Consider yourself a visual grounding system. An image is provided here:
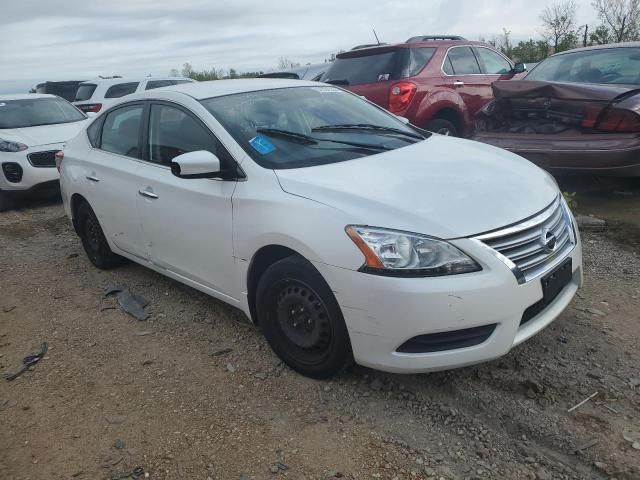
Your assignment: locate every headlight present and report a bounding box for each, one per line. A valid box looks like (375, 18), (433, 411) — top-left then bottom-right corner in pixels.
(0, 139), (28, 152)
(345, 226), (481, 277)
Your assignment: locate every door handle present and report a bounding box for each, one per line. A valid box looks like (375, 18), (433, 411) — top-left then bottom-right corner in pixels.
(138, 189), (159, 199)
(453, 81), (465, 87)
(86, 175), (100, 182)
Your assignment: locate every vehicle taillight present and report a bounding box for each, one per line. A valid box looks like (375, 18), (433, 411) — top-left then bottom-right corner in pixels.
(78, 103), (102, 113)
(388, 82), (417, 113)
(596, 109), (640, 133)
(55, 150), (64, 173)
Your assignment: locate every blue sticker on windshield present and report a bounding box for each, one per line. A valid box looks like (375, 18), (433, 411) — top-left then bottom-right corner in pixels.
(249, 135), (276, 155)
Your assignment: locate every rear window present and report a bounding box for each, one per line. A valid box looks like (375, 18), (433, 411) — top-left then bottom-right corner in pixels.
(145, 79), (191, 90)
(75, 84), (97, 101)
(324, 47), (436, 86)
(104, 82), (140, 98)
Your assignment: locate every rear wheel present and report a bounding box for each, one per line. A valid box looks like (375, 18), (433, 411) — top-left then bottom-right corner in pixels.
(425, 118), (458, 137)
(256, 255), (352, 379)
(0, 190), (15, 212)
(77, 202), (123, 269)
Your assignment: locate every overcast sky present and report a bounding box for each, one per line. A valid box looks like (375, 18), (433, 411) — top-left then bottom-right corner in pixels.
(0, 0), (597, 93)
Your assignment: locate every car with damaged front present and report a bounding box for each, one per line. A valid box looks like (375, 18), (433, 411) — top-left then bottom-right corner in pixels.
(58, 79), (582, 378)
(474, 43), (640, 176)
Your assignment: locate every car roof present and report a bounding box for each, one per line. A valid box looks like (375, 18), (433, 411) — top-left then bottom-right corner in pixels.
(139, 78), (321, 100)
(79, 77), (192, 86)
(552, 41), (640, 56)
(0, 93), (55, 100)
(337, 39), (494, 58)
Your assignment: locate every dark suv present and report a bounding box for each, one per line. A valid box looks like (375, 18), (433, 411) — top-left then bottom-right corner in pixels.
(323, 36), (524, 136)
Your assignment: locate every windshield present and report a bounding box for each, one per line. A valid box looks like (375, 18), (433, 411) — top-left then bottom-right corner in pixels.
(0, 97), (86, 129)
(526, 47), (640, 86)
(201, 86), (426, 169)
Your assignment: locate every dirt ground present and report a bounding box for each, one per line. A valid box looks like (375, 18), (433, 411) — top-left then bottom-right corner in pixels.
(1, 183), (639, 480)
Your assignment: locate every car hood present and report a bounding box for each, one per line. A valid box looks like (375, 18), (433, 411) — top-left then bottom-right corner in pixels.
(0, 120), (88, 147)
(275, 135), (559, 239)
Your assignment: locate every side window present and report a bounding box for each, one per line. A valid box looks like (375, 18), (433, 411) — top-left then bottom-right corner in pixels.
(443, 56), (455, 75)
(104, 82), (140, 98)
(148, 104), (223, 166)
(86, 117), (103, 147)
(476, 48), (512, 74)
(100, 105), (144, 158)
(145, 80), (174, 90)
(446, 47), (482, 75)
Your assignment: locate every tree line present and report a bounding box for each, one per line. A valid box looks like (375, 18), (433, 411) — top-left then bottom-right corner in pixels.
(488, 0), (640, 63)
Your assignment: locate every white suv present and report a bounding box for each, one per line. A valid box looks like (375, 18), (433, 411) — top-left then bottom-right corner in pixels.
(73, 77), (194, 114)
(0, 94), (88, 211)
(59, 80), (582, 378)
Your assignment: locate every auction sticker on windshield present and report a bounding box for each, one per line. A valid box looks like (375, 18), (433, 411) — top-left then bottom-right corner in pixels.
(249, 134), (276, 155)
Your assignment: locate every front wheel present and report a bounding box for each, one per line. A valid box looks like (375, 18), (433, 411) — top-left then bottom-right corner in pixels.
(0, 190), (15, 212)
(256, 255), (352, 379)
(77, 202), (123, 269)
(425, 118), (458, 137)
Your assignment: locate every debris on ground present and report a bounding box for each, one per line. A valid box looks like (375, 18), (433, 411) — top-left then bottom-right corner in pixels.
(104, 287), (149, 321)
(623, 429), (640, 450)
(575, 214), (606, 228)
(4, 342), (48, 381)
(110, 465), (145, 480)
(209, 347), (233, 357)
(113, 439), (126, 450)
(2, 305), (16, 313)
(567, 391), (599, 413)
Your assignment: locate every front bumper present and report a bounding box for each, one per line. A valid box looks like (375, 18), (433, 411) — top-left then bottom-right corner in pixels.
(0, 147), (61, 192)
(314, 236), (582, 374)
(473, 133), (640, 176)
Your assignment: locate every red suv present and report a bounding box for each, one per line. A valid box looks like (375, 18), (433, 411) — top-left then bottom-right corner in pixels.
(323, 36), (525, 136)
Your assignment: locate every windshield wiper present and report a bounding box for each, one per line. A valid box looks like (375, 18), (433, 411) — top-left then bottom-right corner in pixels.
(256, 128), (391, 151)
(325, 79), (350, 86)
(312, 123), (425, 140)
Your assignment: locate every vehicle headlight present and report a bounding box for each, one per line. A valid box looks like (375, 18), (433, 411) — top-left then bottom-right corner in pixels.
(0, 138), (28, 152)
(346, 226), (481, 277)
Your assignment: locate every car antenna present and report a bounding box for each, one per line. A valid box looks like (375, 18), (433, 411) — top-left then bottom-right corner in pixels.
(373, 28), (381, 45)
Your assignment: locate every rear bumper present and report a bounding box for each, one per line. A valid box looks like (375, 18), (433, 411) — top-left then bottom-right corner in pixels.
(473, 133), (640, 176)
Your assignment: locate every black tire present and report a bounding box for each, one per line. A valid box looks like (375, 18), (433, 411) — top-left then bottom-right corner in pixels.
(0, 190), (15, 212)
(256, 255), (352, 379)
(425, 118), (458, 137)
(76, 202), (123, 269)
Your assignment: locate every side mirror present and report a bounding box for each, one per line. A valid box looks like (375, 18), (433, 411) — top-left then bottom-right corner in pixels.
(171, 150), (221, 179)
(512, 63), (527, 75)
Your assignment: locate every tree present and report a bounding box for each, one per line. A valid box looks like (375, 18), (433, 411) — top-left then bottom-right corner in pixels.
(511, 39), (551, 62)
(169, 68), (180, 77)
(181, 62), (194, 78)
(540, 1), (578, 51)
(592, 0), (640, 42)
(589, 24), (613, 44)
(278, 57), (300, 69)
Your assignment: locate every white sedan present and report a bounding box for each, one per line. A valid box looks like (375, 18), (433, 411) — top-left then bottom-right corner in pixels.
(0, 94), (88, 211)
(59, 79), (582, 378)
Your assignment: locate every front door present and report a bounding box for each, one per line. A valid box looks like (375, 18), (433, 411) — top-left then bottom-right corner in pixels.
(136, 102), (238, 299)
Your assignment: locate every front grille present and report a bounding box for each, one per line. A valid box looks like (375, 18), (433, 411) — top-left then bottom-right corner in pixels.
(28, 150), (58, 167)
(475, 196), (575, 283)
(2, 162), (23, 183)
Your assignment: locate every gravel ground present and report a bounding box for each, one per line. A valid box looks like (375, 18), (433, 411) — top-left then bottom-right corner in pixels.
(1, 200), (639, 480)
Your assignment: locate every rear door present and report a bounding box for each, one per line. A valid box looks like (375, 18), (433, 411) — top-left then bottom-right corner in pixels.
(441, 46), (493, 119)
(81, 102), (147, 258)
(136, 101), (238, 298)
